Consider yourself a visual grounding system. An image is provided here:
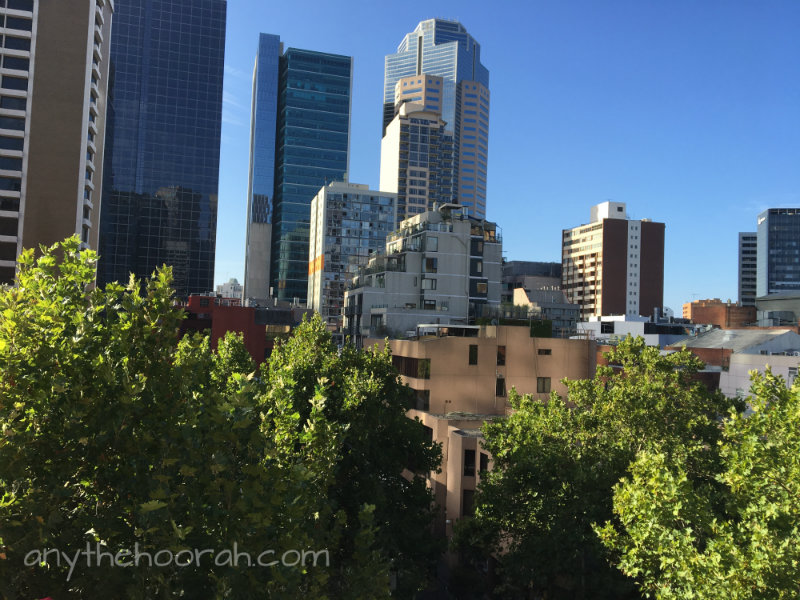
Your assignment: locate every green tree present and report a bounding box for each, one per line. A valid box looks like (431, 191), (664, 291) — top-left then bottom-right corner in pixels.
(455, 336), (740, 599)
(0, 238), (389, 599)
(597, 369), (800, 600)
(263, 317), (444, 597)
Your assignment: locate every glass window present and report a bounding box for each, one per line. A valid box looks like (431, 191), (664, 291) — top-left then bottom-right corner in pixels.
(479, 452), (489, 473)
(468, 344), (478, 365)
(2, 56), (28, 71)
(537, 377), (551, 394)
(5, 16), (32, 31)
(537, 349), (552, 356)
(0, 156), (21, 171)
(497, 346), (506, 366)
(1, 76), (27, 91)
(462, 489), (475, 517)
(4, 36), (30, 51)
(0, 96), (25, 110)
(0, 135), (23, 150)
(464, 449), (475, 477)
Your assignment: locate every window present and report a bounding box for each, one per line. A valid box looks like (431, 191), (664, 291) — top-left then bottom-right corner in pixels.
(421, 278), (436, 290)
(0, 96), (25, 111)
(468, 344), (478, 365)
(423, 299), (435, 310)
(479, 452), (489, 473)
(497, 346), (506, 366)
(414, 389), (430, 411)
(2, 56), (28, 71)
(462, 490), (475, 517)
(0, 135), (23, 151)
(7, 0), (35, 10)
(424, 257), (437, 273)
(5, 17), (32, 31)
(496, 377), (506, 397)
(464, 450), (475, 477)
(426, 235), (438, 252)
(537, 377), (551, 393)
(0, 116), (24, 131)
(4, 36), (31, 51)
(1, 76), (28, 91)
(537, 349), (552, 356)
(0, 156), (21, 171)
(476, 282), (487, 294)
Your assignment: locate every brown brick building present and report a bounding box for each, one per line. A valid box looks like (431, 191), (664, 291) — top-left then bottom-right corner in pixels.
(682, 298), (757, 329)
(562, 201), (664, 320)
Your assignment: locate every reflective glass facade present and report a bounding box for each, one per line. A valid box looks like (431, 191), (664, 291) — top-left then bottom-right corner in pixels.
(98, 0), (226, 298)
(384, 19), (489, 218)
(270, 49), (351, 303)
(243, 33), (281, 299)
(757, 209), (800, 297)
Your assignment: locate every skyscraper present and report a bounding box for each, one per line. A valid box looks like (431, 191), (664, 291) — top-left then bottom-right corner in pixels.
(756, 208), (800, 297)
(738, 232), (757, 306)
(243, 33), (281, 300)
(0, 0), (113, 285)
(562, 202), (665, 320)
(383, 19), (489, 218)
(243, 38), (352, 305)
(97, 0), (226, 298)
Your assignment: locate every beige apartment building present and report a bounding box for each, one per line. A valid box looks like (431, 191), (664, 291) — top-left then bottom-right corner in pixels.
(369, 324), (597, 534)
(0, 0), (113, 285)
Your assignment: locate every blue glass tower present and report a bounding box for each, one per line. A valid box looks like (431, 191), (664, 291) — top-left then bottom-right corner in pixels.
(269, 48), (352, 303)
(98, 0), (226, 298)
(756, 208), (800, 297)
(243, 33), (281, 300)
(384, 19), (490, 218)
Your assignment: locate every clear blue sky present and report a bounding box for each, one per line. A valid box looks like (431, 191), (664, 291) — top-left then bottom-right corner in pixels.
(215, 0), (800, 313)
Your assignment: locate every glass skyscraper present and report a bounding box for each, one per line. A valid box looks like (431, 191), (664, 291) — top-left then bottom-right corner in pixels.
(243, 33), (281, 300)
(98, 0), (226, 298)
(384, 19), (489, 218)
(756, 208), (800, 297)
(247, 45), (351, 304)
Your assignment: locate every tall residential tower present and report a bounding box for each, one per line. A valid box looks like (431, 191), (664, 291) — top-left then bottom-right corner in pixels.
(97, 0), (226, 298)
(0, 0), (114, 284)
(562, 202), (665, 320)
(383, 19), (489, 218)
(756, 208), (800, 297)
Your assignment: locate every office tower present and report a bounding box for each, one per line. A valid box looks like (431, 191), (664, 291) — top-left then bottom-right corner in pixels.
(243, 37), (352, 305)
(269, 48), (352, 304)
(345, 204), (502, 341)
(97, 0), (226, 298)
(756, 209), (800, 298)
(562, 201), (665, 320)
(739, 232), (757, 306)
(380, 101), (454, 221)
(0, 0), (113, 285)
(243, 33), (281, 300)
(307, 181), (397, 330)
(383, 19), (489, 218)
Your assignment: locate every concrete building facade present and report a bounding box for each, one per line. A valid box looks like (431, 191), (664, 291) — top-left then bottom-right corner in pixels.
(368, 325), (596, 532)
(307, 181), (398, 330)
(380, 102), (454, 222)
(562, 201), (665, 320)
(0, 0), (114, 285)
(344, 204), (501, 341)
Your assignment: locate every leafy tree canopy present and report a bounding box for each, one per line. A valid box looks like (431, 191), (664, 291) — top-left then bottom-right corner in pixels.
(455, 336), (741, 599)
(0, 238), (439, 599)
(597, 369), (800, 600)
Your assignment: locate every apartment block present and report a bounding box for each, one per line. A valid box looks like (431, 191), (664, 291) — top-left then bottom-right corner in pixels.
(562, 201), (665, 320)
(344, 204), (501, 341)
(380, 102), (454, 222)
(738, 232), (757, 306)
(368, 324), (596, 532)
(307, 181), (398, 330)
(0, 0), (114, 284)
